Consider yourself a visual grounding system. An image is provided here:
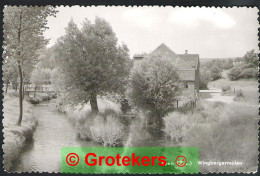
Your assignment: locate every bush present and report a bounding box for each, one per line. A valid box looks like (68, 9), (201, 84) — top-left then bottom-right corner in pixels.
(228, 66), (241, 80)
(221, 85), (231, 92)
(163, 112), (192, 142)
(233, 89), (244, 101)
(228, 51), (258, 81)
(221, 85), (231, 95)
(199, 71), (210, 90)
(90, 113), (126, 146)
(127, 55), (181, 128)
(182, 102), (258, 173)
(209, 66), (222, 81)
(239, 68), (258, 79)
(64, 99), (127, 146)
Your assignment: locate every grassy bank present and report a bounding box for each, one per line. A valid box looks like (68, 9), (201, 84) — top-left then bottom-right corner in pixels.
(3, 91), (37, 171)
(164, 100), (258, 173)
(58, 98), (129, 147)
(208, 78), (258, 104)
(27, 92), (56, 104)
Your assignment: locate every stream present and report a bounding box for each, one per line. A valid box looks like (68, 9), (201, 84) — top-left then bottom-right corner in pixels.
(11, 100), (102, 172)
(11, 99), (177, 172)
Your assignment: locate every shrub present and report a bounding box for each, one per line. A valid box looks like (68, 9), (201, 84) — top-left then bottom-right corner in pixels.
(127, 55), (181, 128)
(233, 89), (244, 101)
(221, 85), (231, 95)
(228, 66), (241, 80)
(90, 113), (126, 146)
(182, 103), (258, 173)
(64, 98), (127, 146)
(228, 60), (258, 81)
(163, 112), (192, 142)
(199, 71), (210, 90)
(221, 85), (231, 93)
(209, 66), (222, 81)
(239, 67), (258, 79)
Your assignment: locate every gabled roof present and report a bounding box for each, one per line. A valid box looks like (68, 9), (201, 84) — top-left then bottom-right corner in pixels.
(148, 43), (192, 69)
(178, 54), (199, 68)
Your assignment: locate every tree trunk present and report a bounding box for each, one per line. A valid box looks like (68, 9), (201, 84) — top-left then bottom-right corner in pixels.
(34, 86), (37, 98)
(22, 85), (25, 100)
(17, 63), (23, 125)
(17, 11), (23, 126)
(90, 92), (99, 113)
(5, 81), (9, 93)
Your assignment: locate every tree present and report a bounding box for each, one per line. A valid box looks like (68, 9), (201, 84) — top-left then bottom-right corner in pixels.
(209, 66), (222, 81)
(127, 55), (181, 127)
(30, 67), (51, 97)
(3, 6), (57, 125)
(244, 49), (258, 68)
(228, 49), (258, 80)
(55, 18), (131, 113)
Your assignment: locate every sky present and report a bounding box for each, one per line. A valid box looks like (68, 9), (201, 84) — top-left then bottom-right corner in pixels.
(44, 6), (259, 58)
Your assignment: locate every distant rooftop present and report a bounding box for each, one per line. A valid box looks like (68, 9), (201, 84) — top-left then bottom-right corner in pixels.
(133, 43), (200, 69)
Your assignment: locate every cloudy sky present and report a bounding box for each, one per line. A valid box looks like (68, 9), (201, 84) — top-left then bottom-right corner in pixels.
(44, 6), (259, 58)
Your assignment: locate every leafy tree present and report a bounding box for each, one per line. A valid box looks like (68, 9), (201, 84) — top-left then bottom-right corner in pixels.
(55, 18), (131, 113)
(3, 6), (57, 125)
(228, 50), (258, 80)
(244, 49), (258, 68)
(30, 67), (52, 97)
(127, 55), (181, 127)
(199, 70), (210, 90)
(209, 66), (222, 81)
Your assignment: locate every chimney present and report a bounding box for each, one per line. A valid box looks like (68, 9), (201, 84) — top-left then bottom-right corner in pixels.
(185, 50), (188, 54)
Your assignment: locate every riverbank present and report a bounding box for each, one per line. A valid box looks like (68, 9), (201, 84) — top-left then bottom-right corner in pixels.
(59, 98), (128, 147)
(11, 100), (102, 172)
(3, 91), (37, 171)
(28, 92), (57, 104)
(180, 100), (258, 173)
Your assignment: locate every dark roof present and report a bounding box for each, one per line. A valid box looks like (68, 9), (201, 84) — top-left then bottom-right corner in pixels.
(148, 43), (192, 69)
(178, 54), (199, 68)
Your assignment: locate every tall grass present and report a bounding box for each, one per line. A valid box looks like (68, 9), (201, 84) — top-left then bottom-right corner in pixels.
(63, 98), (127, 146)
(3, 92), (37, 171)
(163, 100), (258, 172)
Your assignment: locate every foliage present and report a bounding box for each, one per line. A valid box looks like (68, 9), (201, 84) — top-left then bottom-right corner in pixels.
(233, 89), (244, 101)
(54, 18), (131, 113)
(90, 114), (126, 146)
(31, 68), (52, 87)
(63, 99), (126, 146)
(182, 102), (258, 173)
(3, 6), (57, 125)
(199, 59), (230, 89)
(243, 49), (258, 68)
(228, 50), (258, 80)
(127, 55), (181, 123)
(209, 66), (222, 81)
(163, 112), (192, 142)
(3, 93), (37, 171)
(221, 85), (231, 93)
(199, 70), (210, 89)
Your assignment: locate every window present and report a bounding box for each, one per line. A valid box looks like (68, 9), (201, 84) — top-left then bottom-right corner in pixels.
(185, 82), (188, 89)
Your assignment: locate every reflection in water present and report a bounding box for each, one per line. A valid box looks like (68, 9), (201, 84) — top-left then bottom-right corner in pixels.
(11, 100), (102, 172)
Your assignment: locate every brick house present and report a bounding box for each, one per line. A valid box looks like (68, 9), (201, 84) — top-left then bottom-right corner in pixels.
(133, 43), (200, 98)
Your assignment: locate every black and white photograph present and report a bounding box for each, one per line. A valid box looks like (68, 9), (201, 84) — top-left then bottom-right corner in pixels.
(2, 6), (259, 173)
